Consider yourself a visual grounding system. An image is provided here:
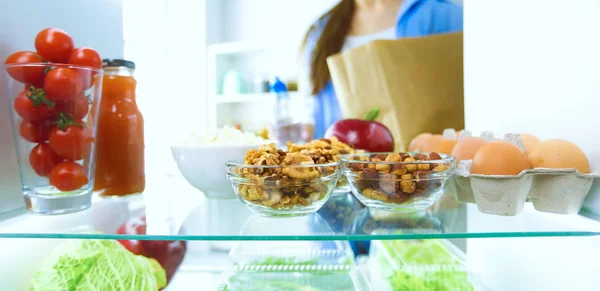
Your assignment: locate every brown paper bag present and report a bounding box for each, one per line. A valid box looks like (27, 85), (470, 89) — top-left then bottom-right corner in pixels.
(327, 32), (464, 151)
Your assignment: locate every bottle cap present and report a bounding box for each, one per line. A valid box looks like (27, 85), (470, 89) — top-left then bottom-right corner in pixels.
(271, 77), (288, 94)
(102, 59), (136, 69)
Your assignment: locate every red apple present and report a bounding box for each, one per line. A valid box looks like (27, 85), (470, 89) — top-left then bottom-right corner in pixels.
(325, 107), (394, 152)
(116, 216), (187, 283)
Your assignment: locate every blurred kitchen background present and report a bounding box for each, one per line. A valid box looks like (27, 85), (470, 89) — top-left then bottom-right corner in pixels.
(124, 0), (341, 182)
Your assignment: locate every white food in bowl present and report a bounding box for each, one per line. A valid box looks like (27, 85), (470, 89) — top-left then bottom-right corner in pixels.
(182, 126), (269, 146)
(172, 127), (273, 199)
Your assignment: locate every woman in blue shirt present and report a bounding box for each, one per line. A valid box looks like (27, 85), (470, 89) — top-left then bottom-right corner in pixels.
(303, 0), (463, 255)
(301, 0), (463, 139)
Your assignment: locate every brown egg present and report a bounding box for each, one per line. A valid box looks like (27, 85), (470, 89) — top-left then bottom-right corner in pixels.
(472, 140), (532, 175)
(451, 137), (488, 162)
(529, 139), (590, 173)
(435, 139), (458, 155)
(421, 134), (444, 153)
(520, 134), (540, 155)
(408, 133), (432, 152)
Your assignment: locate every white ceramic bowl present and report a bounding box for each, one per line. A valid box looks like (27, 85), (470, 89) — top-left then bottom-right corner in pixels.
(171, 144), (265, 199)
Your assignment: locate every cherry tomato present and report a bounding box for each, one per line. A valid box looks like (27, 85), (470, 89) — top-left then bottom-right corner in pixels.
(68, 48), (102, 69)
(4, 51), (46, 84)
(35, 28), (74, 63)
(29, 143), (61, 177)
(44, 67), (83, 101)
(49, 161), (88, 191)
(13, 89), (54, 122)
(68, 48), (102, 90)
(49, 121), (93, 161)
(54, 95), (89, 120)
(20, 119), (52, 143)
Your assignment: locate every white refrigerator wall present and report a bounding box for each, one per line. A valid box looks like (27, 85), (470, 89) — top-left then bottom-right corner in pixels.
(464, 0), (600, 214)
(219, 0), (338, 44)
(0, 0), (124, 213)
(465, 2), (600, 290)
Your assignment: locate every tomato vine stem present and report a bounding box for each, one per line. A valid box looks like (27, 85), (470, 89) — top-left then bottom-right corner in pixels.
(25, 86), (54, 108)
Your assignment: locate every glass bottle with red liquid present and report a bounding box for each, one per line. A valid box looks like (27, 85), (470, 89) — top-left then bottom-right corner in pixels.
(93, 59), (145, 196)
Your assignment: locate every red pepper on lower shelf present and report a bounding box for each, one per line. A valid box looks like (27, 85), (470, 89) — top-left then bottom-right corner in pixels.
(116, 216), (187, 283)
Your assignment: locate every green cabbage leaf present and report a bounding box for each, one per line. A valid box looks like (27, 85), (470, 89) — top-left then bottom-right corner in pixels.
(30, 239), (166, 291)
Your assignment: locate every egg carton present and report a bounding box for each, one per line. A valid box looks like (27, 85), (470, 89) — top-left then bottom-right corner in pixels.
(448, 132), (598, 216)
(451, 159), (599, 216)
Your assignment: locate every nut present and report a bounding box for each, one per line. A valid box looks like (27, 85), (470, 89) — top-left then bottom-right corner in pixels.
(289, 193), (300, 205)
(373, 154), (388, 161)
(414, 188), (426, 196)
(428, 152), (442, 161)
(349, 162), (364, 171)
(298, 196), (311, 206)
(433, 164), (450, 173)
(417, 163), (431, 171)
(310, 139), (331, 149)
(375, 163), (391, 173)
(282, 153), (319, 179)
(256, 153), (279, 166)
(413, 171), (429, 189)
(283, 152), (313, 165)
(270, 194), (291, 209)
(264, 176), (281, 186)
(258, 144), (279, 154)
(391, 164), (407, 176)
(378, 173), (397, 194)
(309, 191), (322, 202)
(398, 153), (410, 161)
(357, 178), (375, 190)
(262, 189), (283, 206)
(238, 185), (269, 201)
(400, 173), (413, 180)
(385, 153), (402, 162)
(404, 157), (417, 172)
(400, 180), (416, 194)
(413, 153), (428, 161)
(362, 168), (378, 179)
(362, 188), (388, 201)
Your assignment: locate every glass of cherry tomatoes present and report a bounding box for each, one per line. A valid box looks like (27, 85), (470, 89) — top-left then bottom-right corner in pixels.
(4, 61), (103, 215)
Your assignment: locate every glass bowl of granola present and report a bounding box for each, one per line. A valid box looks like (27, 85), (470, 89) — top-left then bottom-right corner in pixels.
(342, 152), (455, 212)
(287, 137), (362, 195)
(227, 144), (343, 217)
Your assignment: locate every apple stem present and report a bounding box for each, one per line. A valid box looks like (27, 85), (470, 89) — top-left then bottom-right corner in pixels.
(364, 107), (380, 121)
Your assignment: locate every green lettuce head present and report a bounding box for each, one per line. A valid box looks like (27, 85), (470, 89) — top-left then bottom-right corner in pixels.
(30, 239), (167, 291)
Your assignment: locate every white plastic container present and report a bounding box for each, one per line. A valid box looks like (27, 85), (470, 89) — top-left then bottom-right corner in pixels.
(216, 263), (371, 291)
(367, 239), (489, 291)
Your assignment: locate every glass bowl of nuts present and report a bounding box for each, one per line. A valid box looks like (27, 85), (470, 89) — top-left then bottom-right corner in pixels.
(342, 152), (455, 212)
(227, 144), (343, 217)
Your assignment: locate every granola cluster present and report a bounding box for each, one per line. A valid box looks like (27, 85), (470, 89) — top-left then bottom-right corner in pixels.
(236, 139), (350, 210)
(287, 137), (361, 189)
(346, 152), (451, 204)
